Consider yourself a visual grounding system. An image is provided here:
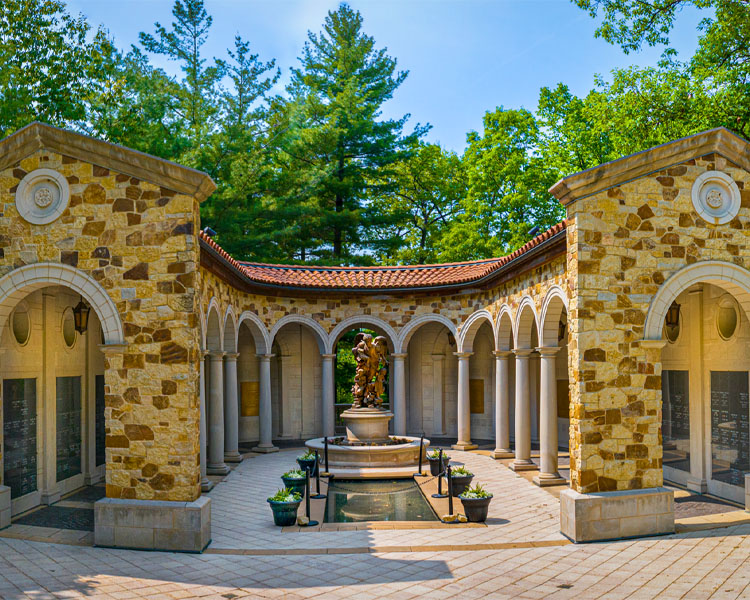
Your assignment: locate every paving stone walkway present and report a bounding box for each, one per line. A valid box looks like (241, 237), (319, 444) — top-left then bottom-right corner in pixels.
(207, 448), (563, 551)
(6, 449), (750, 598)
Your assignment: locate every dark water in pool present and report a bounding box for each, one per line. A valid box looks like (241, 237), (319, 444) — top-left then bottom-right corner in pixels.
(324, 478), (438, 523)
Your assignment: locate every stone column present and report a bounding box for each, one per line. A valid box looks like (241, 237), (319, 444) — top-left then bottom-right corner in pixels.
(431, 354), (446, 435)
(534, 347), (566, 485)
(199, 352), (213, 491)
(223, 353), (242, 463)
(253, 354), (278, 453)
(207, 351), (229, 475)
(492, 351), (513, 458)
(392, 353), (408, 436)
(511, 349), (535, 471)
(322, 354), (336, 437)
(452, 352), (477, 450)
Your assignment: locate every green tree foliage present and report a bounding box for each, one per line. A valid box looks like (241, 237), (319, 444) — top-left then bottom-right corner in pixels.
(440, 108), (563, 261)
(279, 3), (428, 264)
(0, 0), (101, 136)
(370, 143), (465, 264)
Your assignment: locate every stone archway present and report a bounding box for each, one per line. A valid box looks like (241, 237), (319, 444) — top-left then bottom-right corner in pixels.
(0, 263), (124, 345)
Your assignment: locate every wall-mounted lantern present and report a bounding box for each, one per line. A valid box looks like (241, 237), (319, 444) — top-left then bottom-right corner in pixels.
(73, 295), (91, 334)
(666, 302), (681, 329)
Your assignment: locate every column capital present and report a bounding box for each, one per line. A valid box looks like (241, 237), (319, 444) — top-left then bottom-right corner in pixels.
(224, 352), (239, 361)
(257, 353), (275, 362)
(207, 350), (226, 360)
(391, 353), (408, 360)
(513, 348), (534, 358)
(535, 346), (561, 357)
(492, 350), (513, 358)
(98, 343), (128, 355)
(453, 351), (473, 359)
(640, 339), (667, 350)
(322, 353), (337, 360)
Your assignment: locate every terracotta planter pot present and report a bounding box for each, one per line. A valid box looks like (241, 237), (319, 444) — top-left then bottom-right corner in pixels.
(459, 495), (492, 523)
(428, 456), (449, 476)
(450, 474), (474, 497)
(268, 498), (302, 526)
(281, 476), (306, 497)
(296, 457), (318, 476)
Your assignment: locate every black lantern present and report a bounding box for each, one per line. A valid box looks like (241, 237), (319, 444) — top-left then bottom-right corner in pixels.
(558, 319), (567, 342)
(666, 302), (681, 329)
(73, 295), (91, 334)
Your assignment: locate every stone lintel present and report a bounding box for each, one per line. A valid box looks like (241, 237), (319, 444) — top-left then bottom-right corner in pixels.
(0, 485), (10, 530)
(94, 496), (211, 553)
(560, 487), (674, 543)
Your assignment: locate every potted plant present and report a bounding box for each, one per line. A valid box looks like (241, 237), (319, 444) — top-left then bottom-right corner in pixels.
(281, 468), (306, 497)
(459, 483), (493, 523)
(296, 449), (318, 476)
(427, 449), (449, 476)
(267, 488), (302, 526)
(449, 465), (474, 497)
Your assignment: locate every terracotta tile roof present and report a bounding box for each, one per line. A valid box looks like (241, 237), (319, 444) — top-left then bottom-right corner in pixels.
(199, 220), (567, 291)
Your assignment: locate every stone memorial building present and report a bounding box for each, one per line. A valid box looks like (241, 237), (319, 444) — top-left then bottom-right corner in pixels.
(0, 122), (749, 550)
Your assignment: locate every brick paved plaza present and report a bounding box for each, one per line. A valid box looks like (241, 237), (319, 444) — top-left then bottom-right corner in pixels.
(2, 448), (750, 599)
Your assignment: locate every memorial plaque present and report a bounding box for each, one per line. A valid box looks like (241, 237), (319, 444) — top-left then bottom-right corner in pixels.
(241, 381), (259, 417)
(469, 379), (484, 414)
(662, 370), (690, 471)
(56, 376), (82, 482)
(95, 374), (105, 466)
(710, 371), (749, 488)
(2, 378), (37, 499)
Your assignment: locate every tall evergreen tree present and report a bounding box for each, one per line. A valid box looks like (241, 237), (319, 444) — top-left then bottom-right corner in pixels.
(280, 3), (427, 264)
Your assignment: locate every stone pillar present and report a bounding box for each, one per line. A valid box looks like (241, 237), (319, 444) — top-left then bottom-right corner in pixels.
(392, 353), (408, 436)
(0, 348), (9, 529)
(492, 351), (513, 458)
(452, 352), (477, 450)
(511, 349), (535, 471)
(687, 287), (706, 493)
(431, 354), (446, 435)
(199, 352), (213, 492)
(223, 353), (242, 463)
(206, 351), (229, 475)
(534, 347), (566, 485)
(322, 354), (336, 437)
(253, 354), (278, 453)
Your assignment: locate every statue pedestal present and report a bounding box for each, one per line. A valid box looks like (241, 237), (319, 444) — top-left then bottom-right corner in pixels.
(342, 408), (394, 444)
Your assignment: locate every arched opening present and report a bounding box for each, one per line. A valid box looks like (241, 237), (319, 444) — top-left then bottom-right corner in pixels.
(401, 318), (457, 436)
(204, 304), (228, 475)
(0, 265), (123, 517)
(329, 319), (395, 435)
(510, 299), (540, 471)
(236, 315), (269, 446)
(540, 290), (570, 451)
(269, 317), (326, 440)
(646, 261), (750, 503)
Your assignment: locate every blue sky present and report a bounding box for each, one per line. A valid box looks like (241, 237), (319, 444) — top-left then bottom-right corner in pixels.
(65, 0), (707, 152)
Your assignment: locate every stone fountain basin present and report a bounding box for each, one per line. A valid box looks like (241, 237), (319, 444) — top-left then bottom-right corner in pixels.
(305, 436), (430, 478)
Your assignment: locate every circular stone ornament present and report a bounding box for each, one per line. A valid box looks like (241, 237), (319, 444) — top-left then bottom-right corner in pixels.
(691, 170), (741, 225)
(15, 168), (70, 225)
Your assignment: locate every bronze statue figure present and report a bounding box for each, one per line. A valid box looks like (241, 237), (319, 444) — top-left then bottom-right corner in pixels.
(351, 332), (389, 408)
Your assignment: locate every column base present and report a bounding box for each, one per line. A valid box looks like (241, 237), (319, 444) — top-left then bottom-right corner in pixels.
(510, 459), (536, 472)
(201, 478), (215, 493)
(533, 472), (567, 487)
(0, 486), (10, 530)
(560, 487), (674, 543)
(451, 441), (478, 451)
(224, 452), (243, 464)
(253, 444), (279, 454)
(95, 496), (211, 553)
(687, 477), (708, 494)
(41, 491), (62, 505)
(492, 449), (514, 459)
(207, 463), (230, 476)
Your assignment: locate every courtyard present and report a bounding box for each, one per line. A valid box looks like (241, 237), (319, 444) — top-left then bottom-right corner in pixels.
(2, 446), (750, 598)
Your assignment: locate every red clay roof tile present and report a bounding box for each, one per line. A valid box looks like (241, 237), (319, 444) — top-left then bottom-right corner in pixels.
(199, 220), (567, 291)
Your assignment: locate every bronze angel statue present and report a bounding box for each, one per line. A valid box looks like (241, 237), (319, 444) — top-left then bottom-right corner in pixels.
(351, 332), (389, 408)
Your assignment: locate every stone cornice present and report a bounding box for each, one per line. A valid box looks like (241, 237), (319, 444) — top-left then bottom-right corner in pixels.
(549, 127), (750, 206)
(0, 122), (216, 202)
